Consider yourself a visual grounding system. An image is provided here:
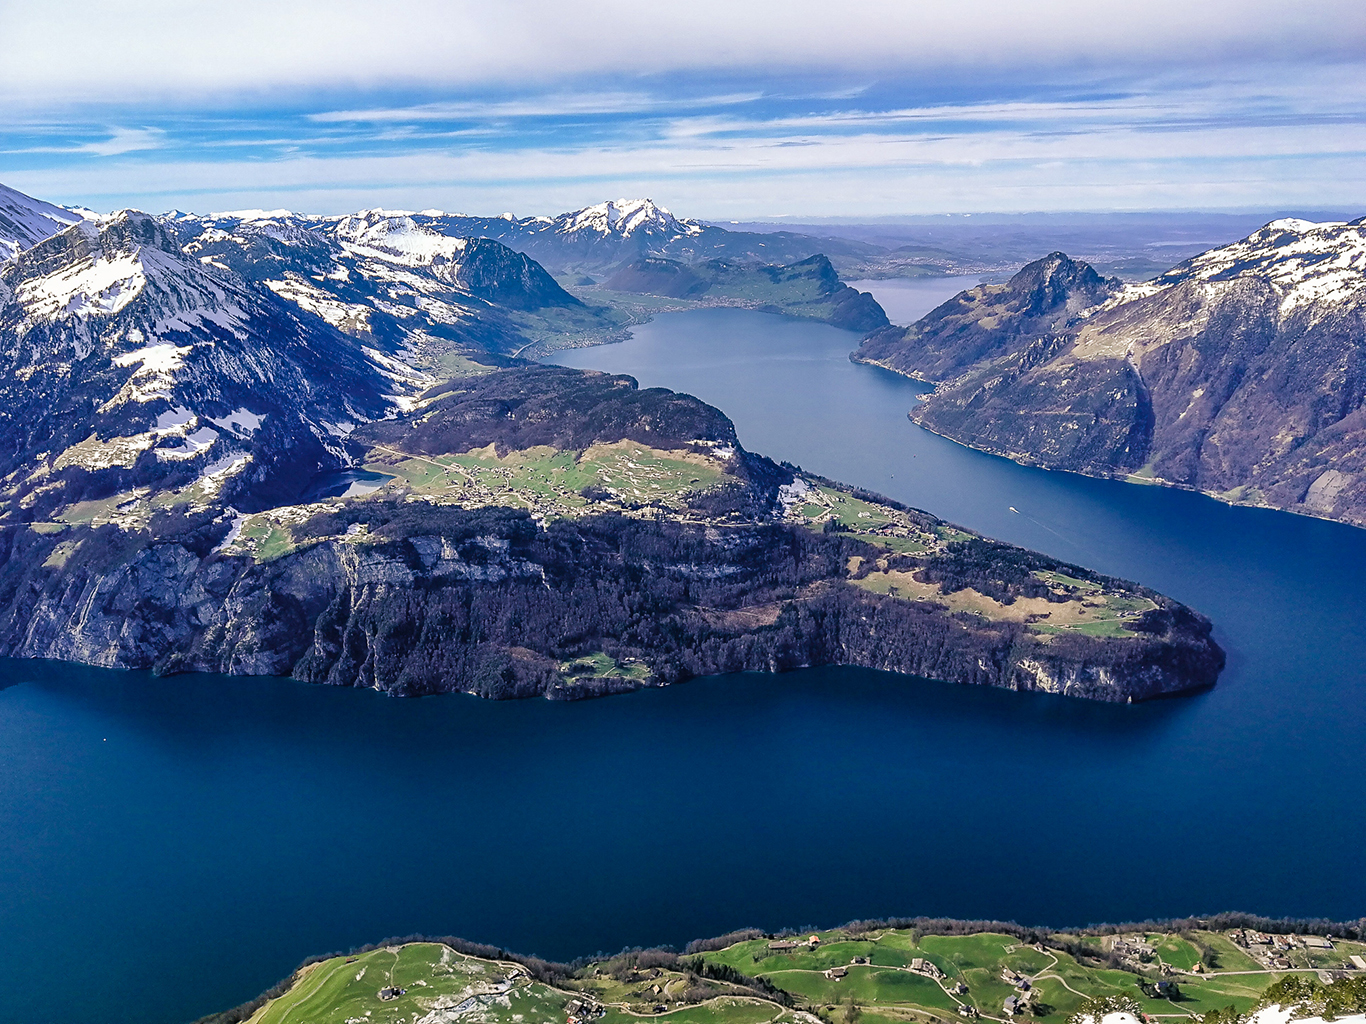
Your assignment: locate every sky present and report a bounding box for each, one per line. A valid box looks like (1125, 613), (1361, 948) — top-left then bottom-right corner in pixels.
(2, 0), (1365, 219)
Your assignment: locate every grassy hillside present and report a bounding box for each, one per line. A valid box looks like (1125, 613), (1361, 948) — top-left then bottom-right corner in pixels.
(208, 922), (1366, 1024)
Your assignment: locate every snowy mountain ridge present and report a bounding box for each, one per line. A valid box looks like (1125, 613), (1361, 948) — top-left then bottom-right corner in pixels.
(0, 208), (402, 517)
(0, 183), (594, 521)
(0, 182), (91, 262)
(1097, 215), (1366, 322)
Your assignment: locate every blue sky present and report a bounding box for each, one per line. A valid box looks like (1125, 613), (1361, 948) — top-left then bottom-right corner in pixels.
(2, 0), (1365, 218)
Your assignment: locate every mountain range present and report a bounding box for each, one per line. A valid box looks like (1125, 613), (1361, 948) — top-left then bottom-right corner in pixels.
(857, 217), (1366, 527)
(0, 181), (1222, 703)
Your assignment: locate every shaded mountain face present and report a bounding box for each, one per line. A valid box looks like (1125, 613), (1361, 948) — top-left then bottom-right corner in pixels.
(0, 212), (398, 516)
(0, 182), (88, 261)
(855, 252), (1122, 380)
(602, 253), (890, 332)
(903, 218), (1366, 527)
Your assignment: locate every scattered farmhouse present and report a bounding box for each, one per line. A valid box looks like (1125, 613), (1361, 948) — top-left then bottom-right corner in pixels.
(910, 958), (944, 979)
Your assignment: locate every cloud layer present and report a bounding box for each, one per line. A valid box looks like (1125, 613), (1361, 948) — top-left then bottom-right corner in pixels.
(5, 0), (1365, 99)
(2, 0), (1363, 216)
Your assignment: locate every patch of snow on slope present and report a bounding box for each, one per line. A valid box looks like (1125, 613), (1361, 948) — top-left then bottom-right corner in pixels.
(160, 425), (219, 458)
(17, 252), (147, 318)
(363, 345), (431, 387)
(112, 343), (191, 402)
(155, 406), (195, 429)
(1156, 216), (1366, 317)
(195, 453), (251, 497)
(265, 274), (372, 334)
(335, 213), (467, 266)
(0, 182), (87, 261)
(208, 409), (264, 434)
(1249, 1007), (1366, 1024)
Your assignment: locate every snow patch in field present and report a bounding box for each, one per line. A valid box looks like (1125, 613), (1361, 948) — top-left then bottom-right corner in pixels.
(112, 343), (191, 401)
(160, 425), (220, 458)
(195, 453), (252, 497)
(208, 409), (264, 434)
(155, 406), (195, 429)
(212, 512), (247, 554)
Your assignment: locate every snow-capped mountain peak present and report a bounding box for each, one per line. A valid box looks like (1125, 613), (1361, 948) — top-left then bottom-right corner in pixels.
(0, 182), (90, 262)
(557, 198), (702, 240)
(9, 211), (254, 335)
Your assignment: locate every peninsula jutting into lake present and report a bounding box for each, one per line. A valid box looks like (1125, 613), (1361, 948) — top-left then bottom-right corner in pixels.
(0, 188), (1222, 701)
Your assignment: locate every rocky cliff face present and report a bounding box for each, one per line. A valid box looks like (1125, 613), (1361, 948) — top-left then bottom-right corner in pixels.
(865, 219), (1366, 528)
(0, 502), (1223, 703)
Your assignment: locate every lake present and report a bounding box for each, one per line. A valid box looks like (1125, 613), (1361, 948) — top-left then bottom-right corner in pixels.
(2, 305), (1365, 1024)
(845, 276), (980, 325)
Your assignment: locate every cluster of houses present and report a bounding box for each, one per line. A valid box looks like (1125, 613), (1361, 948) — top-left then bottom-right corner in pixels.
(1001, 969), (1035, 1015)
(1228, 930), (1340, 970)
(1108, 937), (1157, 962)
(565, 997), (605, 1024)
(1230, 930), (1333, 952)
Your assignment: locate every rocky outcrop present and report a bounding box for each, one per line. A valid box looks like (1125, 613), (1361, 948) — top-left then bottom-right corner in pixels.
(0, 504), (1223, 703)
(854, 252), (1121, 380)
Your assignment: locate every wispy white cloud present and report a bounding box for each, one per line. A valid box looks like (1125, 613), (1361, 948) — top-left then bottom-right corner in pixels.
(12, 106), (1366, 218)
(309, 91), (766, 123)
(3, 2), (1363, 216)
(75, 127), (166, 156)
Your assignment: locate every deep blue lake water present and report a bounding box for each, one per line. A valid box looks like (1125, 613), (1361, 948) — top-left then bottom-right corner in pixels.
(2, 303), (1364, 1024)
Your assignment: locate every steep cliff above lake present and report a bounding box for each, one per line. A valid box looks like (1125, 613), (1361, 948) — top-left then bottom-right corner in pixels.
(0, 366), (1222, 703)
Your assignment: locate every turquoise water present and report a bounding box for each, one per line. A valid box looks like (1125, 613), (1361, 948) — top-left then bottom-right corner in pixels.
(1, 308), (1363, 1024)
